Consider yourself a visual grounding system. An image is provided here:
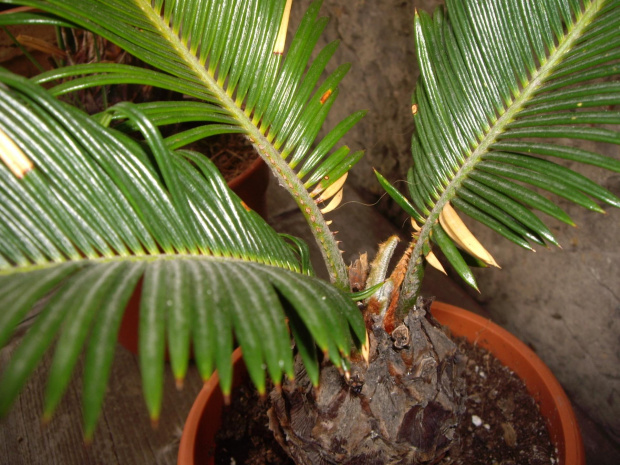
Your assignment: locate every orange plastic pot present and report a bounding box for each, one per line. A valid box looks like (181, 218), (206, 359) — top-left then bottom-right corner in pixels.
(431, 302), (584, 465)
(177, 302), (585, 465)
(177, 348), (246, 465)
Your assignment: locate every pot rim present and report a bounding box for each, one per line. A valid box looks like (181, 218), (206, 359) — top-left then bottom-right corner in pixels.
(431, 301), (584, 465)
(178, 302), (585, 465)
(178, 348), (245, 465)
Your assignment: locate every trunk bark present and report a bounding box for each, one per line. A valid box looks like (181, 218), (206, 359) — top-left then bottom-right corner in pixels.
(269, 297), (466, 465)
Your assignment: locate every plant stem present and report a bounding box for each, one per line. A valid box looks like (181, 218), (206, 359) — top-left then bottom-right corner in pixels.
(249, 132), (349, 289)
(136, 0), (349, 289)
(397, 0), (605, 313)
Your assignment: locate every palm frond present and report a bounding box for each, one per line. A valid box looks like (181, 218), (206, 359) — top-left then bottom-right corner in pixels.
(0, 72), (365, 438)
(390, 0), (620, 309)
(2, 0), (365, 287)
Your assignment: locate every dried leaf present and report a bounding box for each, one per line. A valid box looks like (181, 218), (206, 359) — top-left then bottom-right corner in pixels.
(15, 34), (66, 58)
(425, 251), (447, 275)
(320, 188), (343, 214)
(349, 253), (369, 292)
(314, 173), (348, 203)
(439, 202), (499, 268)
(0, 128), (33, 178)
(274, 0), (293, 55)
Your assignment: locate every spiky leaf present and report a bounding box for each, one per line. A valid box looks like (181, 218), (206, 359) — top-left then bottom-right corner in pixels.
(396, 0), (620, 307)
(0, 73), (365, 437)
(2, 0), (367, 286)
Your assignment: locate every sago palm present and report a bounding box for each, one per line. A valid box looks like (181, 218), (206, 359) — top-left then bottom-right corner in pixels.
(270, 1), (620, 463)
(0, 0), (618, 464)
(0, 0), (367, 440)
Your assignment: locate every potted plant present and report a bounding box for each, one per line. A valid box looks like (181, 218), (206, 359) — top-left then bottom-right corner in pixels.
(178, 305), (586, 464)
(0, 0), (617, 464)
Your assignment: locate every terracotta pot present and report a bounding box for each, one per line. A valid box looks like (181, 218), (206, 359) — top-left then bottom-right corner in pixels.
(177, 302), (584, 465)
(177, 348), (245, 465)
(431, 302), (585, 465)
(228, 156), (270, 219)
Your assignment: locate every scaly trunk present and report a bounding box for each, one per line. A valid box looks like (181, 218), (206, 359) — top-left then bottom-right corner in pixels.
(269, 297), (466, 464)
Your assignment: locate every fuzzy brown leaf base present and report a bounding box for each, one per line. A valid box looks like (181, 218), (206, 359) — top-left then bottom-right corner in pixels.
(269, 298), (466, 465)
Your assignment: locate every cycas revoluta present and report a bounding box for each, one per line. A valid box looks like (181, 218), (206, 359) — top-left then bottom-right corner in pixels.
(272, 0), (620, 463)
(0, 0), (618, 463)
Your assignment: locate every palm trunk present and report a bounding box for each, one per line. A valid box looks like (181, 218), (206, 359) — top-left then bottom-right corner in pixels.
(269, 297), (466, 465)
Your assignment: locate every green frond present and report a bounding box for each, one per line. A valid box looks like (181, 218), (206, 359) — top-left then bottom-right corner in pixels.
(0, 9), (74, 27)
(396, 0), (620, 309)
(2, 0), (366, 286)
(0, 72), (365, 437)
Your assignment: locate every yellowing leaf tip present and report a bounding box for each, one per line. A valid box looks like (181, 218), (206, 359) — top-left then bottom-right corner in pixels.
(315, 173), (348, 203)
(320, 188), (344, 214)
(274, 0), (293, 55)
(425, 251), (447, 275)
(439, 202), (500, 268)
(0, 128), (33, 178)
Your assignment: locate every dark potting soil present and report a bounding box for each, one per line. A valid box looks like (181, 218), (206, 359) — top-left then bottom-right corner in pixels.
(214, 341), (557, 465)
(437, 339), (557, 465)
(190, 133), (259, 183)
(214, 381), (294, 465)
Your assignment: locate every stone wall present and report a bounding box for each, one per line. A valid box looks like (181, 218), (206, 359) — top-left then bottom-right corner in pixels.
(291, 0), (620, 443)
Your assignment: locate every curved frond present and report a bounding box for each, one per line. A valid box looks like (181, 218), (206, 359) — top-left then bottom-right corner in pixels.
(394, 0), (620, 307)
(0, 73), (365, 437)
(3, 0), (366, 287)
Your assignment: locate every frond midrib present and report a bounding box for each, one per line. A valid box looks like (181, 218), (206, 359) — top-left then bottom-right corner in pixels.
(133, 0), (348, 288)
(0, 252), (297, 276)
(400, 0), (605, 310)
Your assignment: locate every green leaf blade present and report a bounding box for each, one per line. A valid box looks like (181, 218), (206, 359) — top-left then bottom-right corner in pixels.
(82, 262), (145, 439)
(432, 224), (478, 291)
(44, 262), (130, 420)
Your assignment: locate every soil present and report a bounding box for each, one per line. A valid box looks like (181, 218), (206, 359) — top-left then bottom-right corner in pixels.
(190, 133), (259, 183)
(214, 382), (293, 465)
(437, 339), (557, 465)
(214, 339), (557, 465)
